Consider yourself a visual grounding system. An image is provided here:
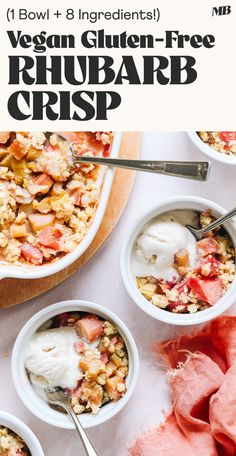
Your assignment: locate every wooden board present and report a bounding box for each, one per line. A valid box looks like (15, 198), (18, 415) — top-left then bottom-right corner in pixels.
(0, 132), (141, 308)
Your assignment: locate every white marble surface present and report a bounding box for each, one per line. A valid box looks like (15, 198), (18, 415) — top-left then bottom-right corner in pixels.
(1, 132), (236, 456)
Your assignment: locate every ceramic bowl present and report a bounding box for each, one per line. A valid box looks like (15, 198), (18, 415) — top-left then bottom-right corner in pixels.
(120, 196), (236, 325)
(11, 300), (139, 429)
(0, 411), (44, 455)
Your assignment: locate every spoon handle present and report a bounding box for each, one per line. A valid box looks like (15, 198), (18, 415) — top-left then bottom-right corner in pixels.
(74, 157), (210, 181)
(201, 208), (236, 234)
(65, 405), (98, 456)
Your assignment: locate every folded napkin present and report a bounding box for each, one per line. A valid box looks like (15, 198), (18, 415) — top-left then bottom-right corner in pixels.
(130, 317), (236, 456)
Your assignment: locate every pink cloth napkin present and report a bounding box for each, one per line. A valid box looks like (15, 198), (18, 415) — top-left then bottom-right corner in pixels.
(129, 317), (236, 456)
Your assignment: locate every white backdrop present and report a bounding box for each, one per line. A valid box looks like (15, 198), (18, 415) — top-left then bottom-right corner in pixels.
(1, 132), (236, 455)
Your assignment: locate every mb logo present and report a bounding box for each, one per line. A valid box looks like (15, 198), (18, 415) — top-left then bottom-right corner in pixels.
(212, 5), (232, 15)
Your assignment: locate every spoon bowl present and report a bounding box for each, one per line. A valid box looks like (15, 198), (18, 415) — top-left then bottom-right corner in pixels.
(185, 225), (205, 241)
(44, 386), (98, 456)
(186, 207), (236, 240)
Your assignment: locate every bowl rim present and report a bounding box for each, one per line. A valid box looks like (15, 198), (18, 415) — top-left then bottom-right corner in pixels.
(120, 195), (236, 326)
(0, 410), (44, 456)
(187, 131), (236, 165)
(0, 132), (122, 280)
(11, 300), (139, 429)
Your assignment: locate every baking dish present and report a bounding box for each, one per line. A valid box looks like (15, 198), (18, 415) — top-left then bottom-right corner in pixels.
(0, 132), (121, 279)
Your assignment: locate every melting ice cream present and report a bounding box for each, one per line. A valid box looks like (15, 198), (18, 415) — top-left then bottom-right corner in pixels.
(25, 326), (86, 390)
(132, 210), (198, 282)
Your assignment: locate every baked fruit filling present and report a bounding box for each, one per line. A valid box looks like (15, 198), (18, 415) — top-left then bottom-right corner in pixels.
(25, 312), (129, 415)
(135, 210), (235, 313)
(198, 132), (236, 156)
(0, 426), (31, 455)
(0, 131), (113, 265)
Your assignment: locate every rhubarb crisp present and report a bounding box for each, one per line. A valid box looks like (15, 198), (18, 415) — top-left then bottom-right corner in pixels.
(0, 426), (30, 455)
(133, 210), (235, 314)
(25, 312), (128, 415)
(0, 131), (113, 265)
(198, 132), (236, 156)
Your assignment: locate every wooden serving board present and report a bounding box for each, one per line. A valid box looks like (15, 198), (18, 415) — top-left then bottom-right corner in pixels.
(0, 132), (141, 308)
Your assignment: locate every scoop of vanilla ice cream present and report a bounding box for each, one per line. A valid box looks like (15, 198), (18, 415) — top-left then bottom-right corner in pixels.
(132, 210), (198, 282)
(25, 326), (84, 390)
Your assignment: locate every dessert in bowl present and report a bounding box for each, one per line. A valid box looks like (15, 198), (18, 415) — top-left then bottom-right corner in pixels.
(120, 196), (236, 325)
(188, 131), (236, 165)
(0, 131), (121, 279)
(0, 411), (44, 456)
(0, 426), (30, 456)
(11, 301), (139, 429)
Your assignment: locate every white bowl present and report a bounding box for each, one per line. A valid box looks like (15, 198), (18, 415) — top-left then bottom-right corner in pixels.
(0, 411), (44, 455)
(187, 131), (236, 165)
(120, 196), (236, 326)
(11, 300), (139, 429)
(0, 133), (121, 280)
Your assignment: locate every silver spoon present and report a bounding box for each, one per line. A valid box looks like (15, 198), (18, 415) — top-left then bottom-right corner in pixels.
(186, 207), (236, 240)
(44, 386), (98, 456)
(70, 156), (210, 181)
(45, 132), (210, 181)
